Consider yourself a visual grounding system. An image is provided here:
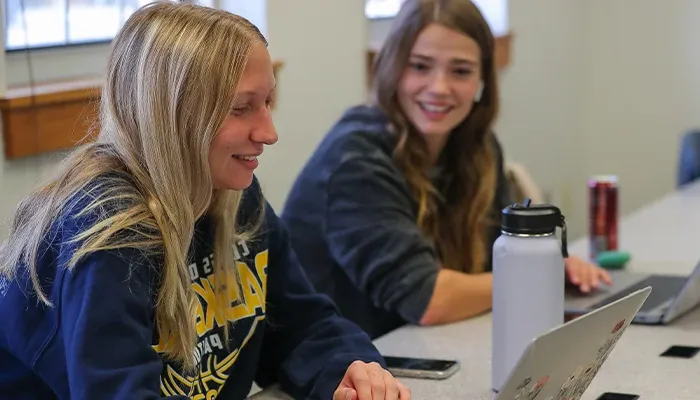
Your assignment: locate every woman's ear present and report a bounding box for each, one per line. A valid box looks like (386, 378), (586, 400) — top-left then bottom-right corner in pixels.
(474, 81), (484, 103)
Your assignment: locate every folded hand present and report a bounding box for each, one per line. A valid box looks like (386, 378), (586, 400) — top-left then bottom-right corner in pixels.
(565, 255), (613, 293)
(333, 361), (411, 400)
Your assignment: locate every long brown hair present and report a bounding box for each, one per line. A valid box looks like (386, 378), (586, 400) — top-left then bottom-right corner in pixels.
(0, 1), (266, 371)
(371, 0), (499, 273)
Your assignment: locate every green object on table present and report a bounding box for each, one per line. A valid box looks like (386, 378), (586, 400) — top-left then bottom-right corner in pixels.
(596, 250), (631, 270)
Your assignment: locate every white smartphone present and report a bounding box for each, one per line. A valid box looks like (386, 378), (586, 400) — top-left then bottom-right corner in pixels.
(383, 356), (460, 380)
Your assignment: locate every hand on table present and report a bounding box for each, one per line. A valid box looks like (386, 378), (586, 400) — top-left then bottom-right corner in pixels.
(565, 255), (612, 293)
(333, 361), (411, 400)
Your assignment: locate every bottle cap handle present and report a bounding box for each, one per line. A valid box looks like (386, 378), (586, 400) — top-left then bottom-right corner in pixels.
(559, 215), (569, 258)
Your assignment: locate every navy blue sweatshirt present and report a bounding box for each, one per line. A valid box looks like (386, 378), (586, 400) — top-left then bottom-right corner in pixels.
(0, 176), (384, 400)
(281, 105), (513, 339)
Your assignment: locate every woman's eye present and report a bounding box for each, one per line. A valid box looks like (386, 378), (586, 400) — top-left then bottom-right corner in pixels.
(454, 68), (473, 77)
(231, 105), (250, 115)
(409, 62), (429, 72)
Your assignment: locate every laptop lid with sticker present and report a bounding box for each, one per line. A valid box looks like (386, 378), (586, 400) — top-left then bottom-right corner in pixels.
(495, 287), (651, 400)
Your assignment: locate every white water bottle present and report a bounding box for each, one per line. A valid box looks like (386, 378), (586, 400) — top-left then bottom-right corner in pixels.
(491, 198), (568, 393)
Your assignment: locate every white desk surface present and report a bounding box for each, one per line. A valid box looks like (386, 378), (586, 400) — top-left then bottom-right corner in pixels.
(251, 181), (700, 399)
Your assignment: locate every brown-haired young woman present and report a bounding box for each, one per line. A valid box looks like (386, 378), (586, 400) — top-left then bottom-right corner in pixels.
(281, 0), (610, 339)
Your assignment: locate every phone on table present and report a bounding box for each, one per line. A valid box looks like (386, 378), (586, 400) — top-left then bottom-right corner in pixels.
(383, 356), (460, 380)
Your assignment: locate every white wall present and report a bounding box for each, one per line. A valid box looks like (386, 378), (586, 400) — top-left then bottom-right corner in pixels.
(495, 0), (587, 237)
(6, 45), (109, 86)
(258, 0), (367, 210)
(581, 0), (700, 218)
(515, 0), (700, 237)
(0, 0), (6, 96)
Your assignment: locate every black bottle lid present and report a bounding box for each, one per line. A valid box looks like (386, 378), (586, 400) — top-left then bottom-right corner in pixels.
(501, 198), (569, 257)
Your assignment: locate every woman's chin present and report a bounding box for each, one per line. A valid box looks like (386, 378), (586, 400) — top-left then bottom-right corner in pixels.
(214, 174), (254, 191)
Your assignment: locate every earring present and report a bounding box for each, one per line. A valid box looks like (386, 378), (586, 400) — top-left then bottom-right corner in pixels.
(474, 81), (484, 103)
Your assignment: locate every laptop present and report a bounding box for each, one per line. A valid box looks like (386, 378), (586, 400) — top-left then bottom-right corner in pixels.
(495, 287), (651, 400)
(565, 259), (700, 324)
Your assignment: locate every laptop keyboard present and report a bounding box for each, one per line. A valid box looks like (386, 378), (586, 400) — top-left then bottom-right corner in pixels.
(590, 275), (687, 312)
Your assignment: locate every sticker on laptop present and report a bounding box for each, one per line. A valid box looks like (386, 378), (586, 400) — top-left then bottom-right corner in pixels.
(512, 376), (532, 399)
(556, 365), (584, 399)
(512, 375), (550, 400)
(555, 319), (629, 399)
(527, 375), (550, 399)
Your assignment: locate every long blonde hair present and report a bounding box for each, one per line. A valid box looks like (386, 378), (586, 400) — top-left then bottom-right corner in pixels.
(0, 1), (266, 371)
(371, 0), (499, 273)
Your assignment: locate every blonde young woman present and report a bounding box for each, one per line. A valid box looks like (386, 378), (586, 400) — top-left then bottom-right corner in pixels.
(0, 3), (410, 400)
(281, 0), (612, 339)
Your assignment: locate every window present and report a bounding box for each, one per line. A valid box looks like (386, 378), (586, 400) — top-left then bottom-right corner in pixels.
(365, 0), (508, 36)
(365, 0), (403, 19)
(5, 0), (214, 51)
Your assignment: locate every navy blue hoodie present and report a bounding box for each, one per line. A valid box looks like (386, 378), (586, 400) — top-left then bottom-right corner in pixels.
(281, 105), (513, 339)
(0, 176), (383, 400)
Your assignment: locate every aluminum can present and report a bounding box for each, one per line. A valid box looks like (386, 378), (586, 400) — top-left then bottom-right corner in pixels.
(589, 175), (618, 260)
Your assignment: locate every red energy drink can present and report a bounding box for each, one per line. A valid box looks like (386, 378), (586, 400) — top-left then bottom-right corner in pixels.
(588, 175), (618, 260)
